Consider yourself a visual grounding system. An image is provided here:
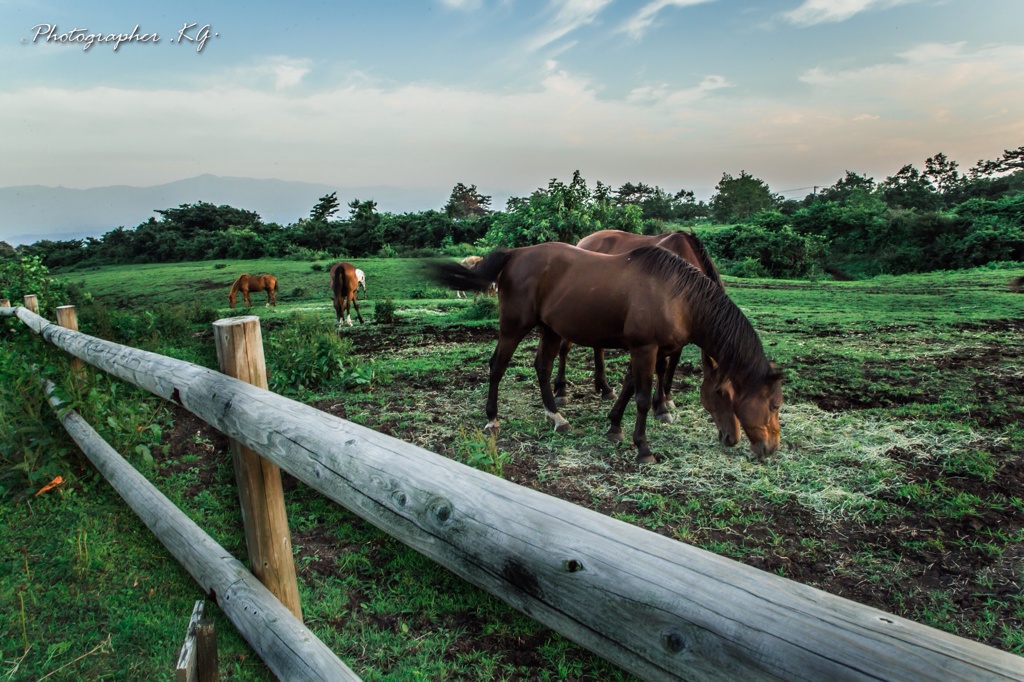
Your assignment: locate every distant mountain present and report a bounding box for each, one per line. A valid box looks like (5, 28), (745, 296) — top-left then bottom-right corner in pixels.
(0, 175), (453, 246)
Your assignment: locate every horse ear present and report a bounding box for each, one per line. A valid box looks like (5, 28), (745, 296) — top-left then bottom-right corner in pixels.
(703, 354), (720, 372)
(716, 377), (734, 399)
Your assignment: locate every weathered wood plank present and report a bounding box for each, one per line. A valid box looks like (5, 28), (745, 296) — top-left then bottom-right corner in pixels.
(176, 601), (205, 682)
(42, 377), (360, 681)
(8, 305), (1023, 682)
(212, 316), (303, 622)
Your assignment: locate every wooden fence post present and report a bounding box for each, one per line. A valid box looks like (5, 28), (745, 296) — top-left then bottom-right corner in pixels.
(23, 294), (38, 313)
(56, 306), (85, 374)
(212, 316), (303, 621)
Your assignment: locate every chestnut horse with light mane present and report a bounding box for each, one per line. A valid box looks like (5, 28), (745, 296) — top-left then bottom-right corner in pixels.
(330, 262), (364, 327)
(432, 243), (783, 463)
(228, 274), (278, 308)
(554, 229), (738, 447)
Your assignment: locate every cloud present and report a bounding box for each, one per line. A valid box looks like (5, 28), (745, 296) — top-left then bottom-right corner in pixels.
(526, 0), (614, 52)
(438, 0), (483, 10)
(627, 74), (731, 104)
(3, 45), (1023, 199)
(223, 56), (313, 90)
(783, 0), (923, 26)
(620, 0), (715, 40)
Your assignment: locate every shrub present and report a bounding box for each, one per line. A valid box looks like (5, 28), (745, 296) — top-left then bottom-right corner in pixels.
(265, 313), (355, 395)
(374, 297), (398, 325)
(462, 296), (498, 320)
(703, 224), (827, 279)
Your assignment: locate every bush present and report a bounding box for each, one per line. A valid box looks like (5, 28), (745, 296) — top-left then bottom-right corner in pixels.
(265, 313), (361, 395)
(702, 224), (827, 279)
(462, 296), (498, 320)
(374, 297), (398, 325)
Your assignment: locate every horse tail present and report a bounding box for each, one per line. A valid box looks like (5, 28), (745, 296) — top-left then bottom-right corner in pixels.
(1011, 275), (1024, 292)
(331, 263), (353, 300)
(432, 249), (512, 292)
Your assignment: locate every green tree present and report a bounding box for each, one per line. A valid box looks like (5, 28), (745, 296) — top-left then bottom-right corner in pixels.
(344, 199), (382, 256)
(924, 153), (963, 195)
(309, 192), (341, 222)
(816, 171), (876, 204)
(444, 183), (492, 220)
(710, 171), (778, 223)
(879, 164), (940, 211)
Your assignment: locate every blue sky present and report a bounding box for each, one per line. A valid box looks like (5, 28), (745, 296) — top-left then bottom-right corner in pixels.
(2, 0), (1023, 206)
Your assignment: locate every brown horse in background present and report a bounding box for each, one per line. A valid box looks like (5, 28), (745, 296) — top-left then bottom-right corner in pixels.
(228, 274), (278, 308)
(432, 243), (783, 463)
(554, 229), (738, 446)
(330, 262), (364, 327)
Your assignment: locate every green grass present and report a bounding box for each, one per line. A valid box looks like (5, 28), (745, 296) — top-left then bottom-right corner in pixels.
(3, 256), (1023, 678)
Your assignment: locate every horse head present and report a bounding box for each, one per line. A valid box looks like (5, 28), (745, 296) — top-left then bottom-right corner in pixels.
(715, 365), (784, 459)
(228, 291), (237, 308)
(699, 354), (740, 447)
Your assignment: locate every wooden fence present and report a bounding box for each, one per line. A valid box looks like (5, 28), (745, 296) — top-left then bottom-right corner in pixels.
(3, 302), (1023, 681)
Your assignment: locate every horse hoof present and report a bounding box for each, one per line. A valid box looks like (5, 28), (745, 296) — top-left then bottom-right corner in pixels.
(601, 391), (617, 401)
(605, 426), (624, 444)
(655, 411), (674, 424)
(484, 422), (500, 437)
(554, 422), (570, 434)
(665, 400), (676, 411)
(554, 396), (569, 406)
(636, 453), (657, 465)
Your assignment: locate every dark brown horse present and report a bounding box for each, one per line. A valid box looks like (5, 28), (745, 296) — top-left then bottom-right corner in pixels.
(433, 243), (783, 463)
(553, 229), (738, 446)
(330, 262), (364, 327)
(228, 274), (278, 308)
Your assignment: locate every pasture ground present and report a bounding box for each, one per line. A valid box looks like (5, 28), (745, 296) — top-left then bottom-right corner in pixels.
(2, 256), (1024, 680)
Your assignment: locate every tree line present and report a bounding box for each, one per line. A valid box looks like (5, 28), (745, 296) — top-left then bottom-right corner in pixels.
(4, 146), (1023, 280)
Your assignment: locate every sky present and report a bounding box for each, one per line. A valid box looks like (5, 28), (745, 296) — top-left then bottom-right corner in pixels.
(2, 0), (1023, 209)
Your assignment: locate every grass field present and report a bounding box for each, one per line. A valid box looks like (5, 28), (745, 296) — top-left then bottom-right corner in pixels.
(3, 255), (1024, 680)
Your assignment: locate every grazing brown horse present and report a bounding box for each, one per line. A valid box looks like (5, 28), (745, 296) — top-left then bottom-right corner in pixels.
(330, 262), (364, 327)
(1011, 276), (1024, 292)
(554, 229), (738, 446)
(433, 243), (783, 463)
(228, 274), (278, 308)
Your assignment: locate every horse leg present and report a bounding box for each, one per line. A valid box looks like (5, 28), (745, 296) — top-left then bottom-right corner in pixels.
(629, 346), (659, 464)
(485, 330), (528, 436)
(536, 327), (569, 432)
(662, 351), (681, 412)
(653, 355), (674, 424)
(605, 372), (636, 444)
(351, 294), (364, 324)
(244, 289), (252, 307)
(553, 339), (572, 406)
(593, 348), (616, 400)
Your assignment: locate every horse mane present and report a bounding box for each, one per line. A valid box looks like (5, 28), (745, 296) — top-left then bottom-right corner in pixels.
(626, 246), (777, 392)
(670, 230), (724, 289)
(229, 274), (248, 295)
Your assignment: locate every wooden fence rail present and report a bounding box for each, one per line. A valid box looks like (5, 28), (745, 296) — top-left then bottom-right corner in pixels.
(39, 377), (359, 681)
(4, 303), (1023, 681)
